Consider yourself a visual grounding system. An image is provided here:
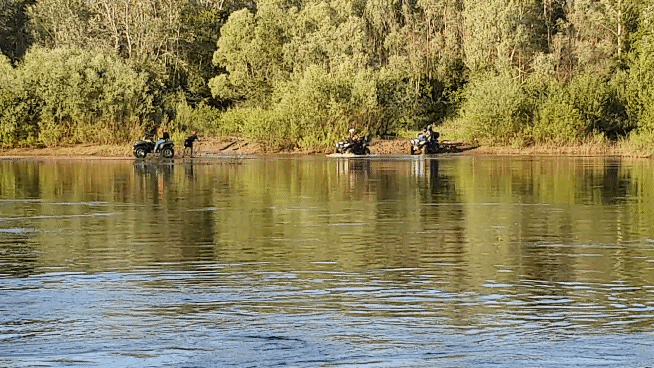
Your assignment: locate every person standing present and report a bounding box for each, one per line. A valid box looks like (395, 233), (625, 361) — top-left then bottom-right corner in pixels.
(182, 131), (200, 158)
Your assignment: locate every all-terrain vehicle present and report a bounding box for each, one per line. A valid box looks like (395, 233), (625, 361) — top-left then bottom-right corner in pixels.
(133, 137), (175, 159)
(410, 132), (439, 155)
(335, 136), (371, 155)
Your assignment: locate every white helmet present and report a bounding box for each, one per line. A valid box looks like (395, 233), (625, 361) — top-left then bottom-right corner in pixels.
(349, 128), (357, 134)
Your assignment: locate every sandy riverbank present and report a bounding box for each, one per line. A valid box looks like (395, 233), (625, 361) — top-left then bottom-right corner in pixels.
(0, 137), (476, 158)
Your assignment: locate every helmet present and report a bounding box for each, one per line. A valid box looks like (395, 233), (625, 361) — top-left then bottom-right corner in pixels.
(349, 128), (357, 134)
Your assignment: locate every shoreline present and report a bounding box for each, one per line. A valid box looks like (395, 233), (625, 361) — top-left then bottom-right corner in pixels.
(0, 137), (650, 159)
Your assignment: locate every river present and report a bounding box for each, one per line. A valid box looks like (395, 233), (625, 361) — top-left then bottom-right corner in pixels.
(1, 156), (653, 367)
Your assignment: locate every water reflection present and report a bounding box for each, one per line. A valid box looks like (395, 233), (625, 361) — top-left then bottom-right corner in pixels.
(0, 225), (36, 277)
(0, 157), (653, 275)
(2, 157), (654, 366)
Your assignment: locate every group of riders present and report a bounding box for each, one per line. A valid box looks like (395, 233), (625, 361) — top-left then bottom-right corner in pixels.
(144, 124), (439, 158)
(344, 124), (440, 154)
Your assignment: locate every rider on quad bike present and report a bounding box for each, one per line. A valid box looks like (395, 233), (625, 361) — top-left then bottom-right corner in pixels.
(335, 128), (371, 155)
(411, 125), (440, 155)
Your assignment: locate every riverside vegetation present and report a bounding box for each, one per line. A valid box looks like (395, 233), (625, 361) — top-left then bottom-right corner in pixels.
(2, 0), (654, 156)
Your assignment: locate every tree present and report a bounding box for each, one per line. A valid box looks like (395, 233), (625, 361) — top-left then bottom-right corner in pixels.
(361, 0), (402, 67)
(626, 2), (654, 132)
(13, 47), (154, 145)
(0, 0), (34, 62)
(541, 0), (566, 49)
(27, 0), (231, 103)
(210, 0), (369, 105)
(463, 0), (545, 79)
(560, 0), (640, 76)
(209, 8), (262, 102)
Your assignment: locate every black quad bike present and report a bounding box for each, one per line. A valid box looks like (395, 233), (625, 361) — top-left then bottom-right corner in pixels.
(335, 137), (371, 155)
(133, 138), (175, 159)
(410, 134), (439, 155)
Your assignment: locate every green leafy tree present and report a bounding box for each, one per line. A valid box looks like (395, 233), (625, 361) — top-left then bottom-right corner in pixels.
(283, 0), (368, 72)
(0, 54), (20, 145)
(28, 0), (231, 104)
(209, 8), (262, 102)
(556, 0), (640, 77)
(463, 0), (545, 78)
(274, 63), (380, 148)
(361, 0), (402, 67)
(626, 2), (654, 134)
(385, 0), (466, 128)
(12, 47), (154, 146)
(0, 0), (34, 62)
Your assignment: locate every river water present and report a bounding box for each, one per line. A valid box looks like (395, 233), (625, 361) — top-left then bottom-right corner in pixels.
(1, 155), (653, 367)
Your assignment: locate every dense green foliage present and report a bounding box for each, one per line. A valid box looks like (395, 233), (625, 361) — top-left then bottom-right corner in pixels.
(1, 47), (154, 145)
(2, 0), (654, 150)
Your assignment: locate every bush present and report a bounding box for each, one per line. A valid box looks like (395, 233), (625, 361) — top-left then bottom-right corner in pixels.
(454, 73), (530, 145)
(522, 75), (585, 145)
(567, 73), (629, 139)
(623, 129), (654, 157)
(6, 47), (155, 146)
(531, 99), (585, 145)
(164, 94), (223, 138)
(219, 107), (293, 151)
(0, 56), (18, 146)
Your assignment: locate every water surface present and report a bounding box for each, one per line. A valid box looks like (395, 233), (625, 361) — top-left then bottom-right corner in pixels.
(1, 156), (654, 367)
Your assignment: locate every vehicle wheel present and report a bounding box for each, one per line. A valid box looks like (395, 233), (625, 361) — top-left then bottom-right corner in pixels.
(345, 147), (353, 154)
(134, 148), (147, 159)
(161, 147), (175, 159)
(421, 146), (428, 155)
(364, 147), (370, 155)
(410, 146), (416, 155)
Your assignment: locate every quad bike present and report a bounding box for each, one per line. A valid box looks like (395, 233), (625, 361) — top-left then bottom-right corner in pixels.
(335, 137), (371, 155)
(133, 138), (175, 159)
(410, 134), (439, 155)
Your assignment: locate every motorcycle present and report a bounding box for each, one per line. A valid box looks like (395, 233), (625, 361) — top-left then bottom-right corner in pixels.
(133, 137), (175, 159)
(410, 133), (439, 155)
(335, 136), (371, 155)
